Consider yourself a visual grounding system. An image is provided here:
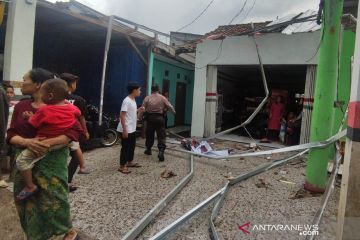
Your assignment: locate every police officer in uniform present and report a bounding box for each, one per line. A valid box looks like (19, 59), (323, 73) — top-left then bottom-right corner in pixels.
(142, 85), (175, 161)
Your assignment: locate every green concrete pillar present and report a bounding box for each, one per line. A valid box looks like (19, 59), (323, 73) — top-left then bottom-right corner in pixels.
(147, 49), (154, 95)
(328, 30), (355, 159)
(332, 30), (355, 133)
(304, 0), (344, 193)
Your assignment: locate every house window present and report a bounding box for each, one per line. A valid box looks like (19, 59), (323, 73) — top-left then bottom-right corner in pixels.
(177, 73), (180, 79)
(165, 70), (169, 77)
(184, 75), (188, 81)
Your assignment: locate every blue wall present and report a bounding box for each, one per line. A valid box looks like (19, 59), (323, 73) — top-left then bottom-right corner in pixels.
(33, 33), (104, 108)
(33, 29), (147, 116)
(105, 46), (147, 114)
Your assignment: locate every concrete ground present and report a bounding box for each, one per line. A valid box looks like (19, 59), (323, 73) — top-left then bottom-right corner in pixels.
(0, 138), (340, 240)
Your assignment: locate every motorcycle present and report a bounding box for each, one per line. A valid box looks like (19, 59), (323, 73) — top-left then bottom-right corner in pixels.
(84, 104), (119, 149)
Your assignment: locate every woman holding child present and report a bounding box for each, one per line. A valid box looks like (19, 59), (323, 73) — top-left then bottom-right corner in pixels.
(7, 68), (79, 240)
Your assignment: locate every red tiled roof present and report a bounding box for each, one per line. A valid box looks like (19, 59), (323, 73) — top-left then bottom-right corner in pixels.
(204, 22), (270, 39)
(174, 22), (269, 53)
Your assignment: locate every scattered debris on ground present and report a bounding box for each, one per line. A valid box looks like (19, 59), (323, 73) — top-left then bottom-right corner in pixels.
(161, 170), (177, 179)
(0, 138), (341, 239)
(290, 188), (322, 200)
(254, 178), (272, 189)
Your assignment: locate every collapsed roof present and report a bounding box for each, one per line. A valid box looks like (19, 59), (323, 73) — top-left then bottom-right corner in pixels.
(174, 9), (357, 54)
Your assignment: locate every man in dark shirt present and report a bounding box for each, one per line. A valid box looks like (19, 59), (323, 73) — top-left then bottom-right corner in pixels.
(67, 94), (88, 121)
(60, 73), (90, 191)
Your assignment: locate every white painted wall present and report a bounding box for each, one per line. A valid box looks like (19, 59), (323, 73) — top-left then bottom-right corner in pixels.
(3, 0), (37, 94)
(204, 65), (217, 137)
(191, 32), (321, 137)
(191, 66), (207, 137)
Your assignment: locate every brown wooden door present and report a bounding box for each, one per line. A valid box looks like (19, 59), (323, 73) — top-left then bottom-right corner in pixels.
(175, 82), (186, 125)
(162, 79), (170, 95)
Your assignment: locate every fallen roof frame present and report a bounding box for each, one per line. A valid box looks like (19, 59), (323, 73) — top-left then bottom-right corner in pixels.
(148, 129), (344, 239)
(121, 155), (194, 240)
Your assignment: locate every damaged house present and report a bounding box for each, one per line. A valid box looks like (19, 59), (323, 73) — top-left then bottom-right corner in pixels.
(183, 10), (356, 144)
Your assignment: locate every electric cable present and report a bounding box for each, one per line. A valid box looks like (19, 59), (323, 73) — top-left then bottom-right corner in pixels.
(228, 0), (249, 25)
(238, 0), (257, 24)
(306, 0), (325, 62)
(176, 0), (216, 32)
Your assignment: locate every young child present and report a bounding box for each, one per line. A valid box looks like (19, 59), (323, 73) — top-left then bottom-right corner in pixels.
(117, 83), (144, 174)
(285, 112), (296, 146)
(279, 120), (286, 144)
(5, 84), (19, 129)
(16, 79), (85, 200)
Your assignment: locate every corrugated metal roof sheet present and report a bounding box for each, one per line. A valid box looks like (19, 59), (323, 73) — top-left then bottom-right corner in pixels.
(267, 13), (299, 27)
(280, 10), (321, 35)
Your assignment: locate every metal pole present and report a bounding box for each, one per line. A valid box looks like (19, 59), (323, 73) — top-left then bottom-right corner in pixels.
(147, 47), (154, 96)
(126, 35), (148, 65)
(149, 186), (226, 240)
(99, 15), (114, 126)
(210, 150), (309, 240)
(121, 155), (194, 240)
(205, 36), (269, 140)
(306, 144), (342, 240)
(305, 0), (344, 193)
(337, 2), (360, 238)
(172, 130), (345, 160)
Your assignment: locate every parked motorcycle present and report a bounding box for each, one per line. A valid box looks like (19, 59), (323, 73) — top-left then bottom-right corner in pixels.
(83, 104), (119, 149)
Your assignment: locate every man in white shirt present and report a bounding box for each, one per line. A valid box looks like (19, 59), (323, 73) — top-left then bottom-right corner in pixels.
(117, 83), (144, 174)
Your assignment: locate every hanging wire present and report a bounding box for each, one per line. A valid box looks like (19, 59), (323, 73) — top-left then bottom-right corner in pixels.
(195, 39), (224, 70)
(336, 25), (345, 114)
(238, 0), (257, 24)
(306, 0), (326, 62)
(195, 14), (317, 70)
(195, 0), (250, 70)
(228, 0), (249, 25)
(176, 0), (216, 32)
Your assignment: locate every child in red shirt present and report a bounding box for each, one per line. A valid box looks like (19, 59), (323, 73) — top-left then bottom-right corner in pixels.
(16, 79), (84, 200)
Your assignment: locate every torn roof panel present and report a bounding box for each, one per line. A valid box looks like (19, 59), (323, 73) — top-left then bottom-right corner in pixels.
(280, 10), (321, 35)
(266, 13), (299, 27)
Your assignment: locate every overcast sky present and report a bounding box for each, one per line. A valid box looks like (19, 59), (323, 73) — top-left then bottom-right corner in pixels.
(48, 0), (319, 34)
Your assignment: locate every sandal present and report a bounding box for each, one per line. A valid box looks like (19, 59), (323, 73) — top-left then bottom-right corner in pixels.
(16, 186), (38, 201)
(118, 168), (131, 174)
(78, 169), (90, 174)
(127, 163), (141, 168)
(69, 185), (78, 193)
(64, 229), (80, 240)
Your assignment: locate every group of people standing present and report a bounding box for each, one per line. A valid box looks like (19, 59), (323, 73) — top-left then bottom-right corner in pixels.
(263, 95), (302, 145)
(117, 84), (175, 174)
(0, 69), (176, 239)
(1, 68), (91, 240)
